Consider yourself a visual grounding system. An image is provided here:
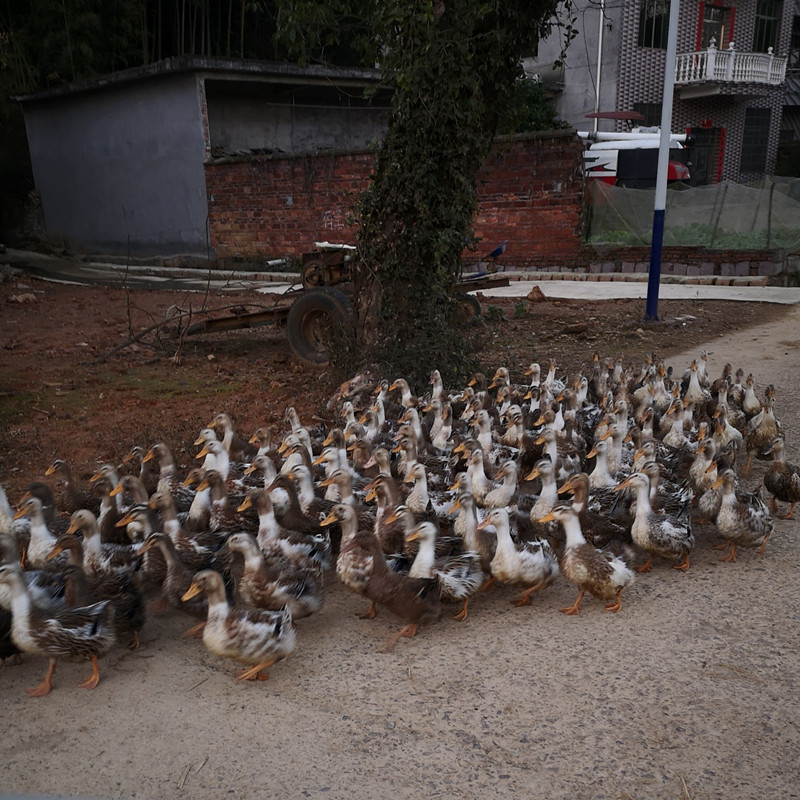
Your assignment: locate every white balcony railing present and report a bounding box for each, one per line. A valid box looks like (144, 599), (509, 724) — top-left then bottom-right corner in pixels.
(675, 40), (787, 86)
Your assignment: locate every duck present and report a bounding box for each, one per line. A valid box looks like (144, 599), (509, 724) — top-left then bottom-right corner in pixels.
(741, 374), (762, 418)
(614, 472), (694, 572)
(744, 392), (781, 476)
(477, 508), (559, 606)
(119, 445), (160, 496)
(711, 468), (774, 561)
(143, 442), (194, 510)
(538, 504), (635, 615)
(44, 458), (100, 515)
(194, 438), (230, 483)
(148, 490), (224, 559)
(524, 457), (560, 524)
(403, 462), (449, 518)
(64, 509), (142, 577)
(134, 532), (207, 632)
(762, 436), (800, 519)
(448, 492), (496, 581)
(194, 469), (247, 535)
(390, 377), (420, 410)
(287, 464), (336, 519)
(209, 412), (258, 462)
(584, 437), (618, 489)
(338, 529), (442, 651)
(322, 503), (376, 618)
(13, 497), (63, 570)
(237, 489), (331, 572)
(265, 474), (325, 539)
(0, 563), (116, 697)
(482, 460), (520, 509)
(182, 569), (295, 681)
(226, 532), (323, 619)
(58, 562), (146, 651)
(463, 448), (493, 506)
(534, 427), (581, 482)
(405, 521), (485, 621)
(556, 472), (631, 551)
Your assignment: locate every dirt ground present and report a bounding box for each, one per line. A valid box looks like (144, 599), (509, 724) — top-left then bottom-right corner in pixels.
(1, 273), (799, 800)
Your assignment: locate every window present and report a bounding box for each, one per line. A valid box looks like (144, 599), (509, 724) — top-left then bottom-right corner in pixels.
(753, 0), (781, 52)
(740, 108), (771, 173)
(788, 15), (800, 70)
(633, 102), (663, 127)
(638, 0), (670, 49)
(701, 5), (734, 49)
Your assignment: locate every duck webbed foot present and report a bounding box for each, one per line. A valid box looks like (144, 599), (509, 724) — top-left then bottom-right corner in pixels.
(27, 658), (57, 697)
(718, 542), (738, 562)
(604, 589), (623, 613)
(672, 553), (690, 572)
(382, 623), (418, 652)
(236, 658), (277, 681)
(357, 601), (377, 620)
(560, 590), (584, 615)
(78, 655), (101, 690)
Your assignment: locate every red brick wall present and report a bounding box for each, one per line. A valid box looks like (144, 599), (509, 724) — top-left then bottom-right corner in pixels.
(205, 131), (586, 267)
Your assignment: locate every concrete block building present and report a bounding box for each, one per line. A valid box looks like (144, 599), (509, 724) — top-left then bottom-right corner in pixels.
(529, 0), (799, 183)
(16, 57), (390, 256)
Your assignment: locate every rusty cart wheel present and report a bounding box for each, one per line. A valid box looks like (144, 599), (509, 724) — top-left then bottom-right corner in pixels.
(286, 287), (353, 365)
(301, 259), (333, 288)
(455, 292), (482, 321)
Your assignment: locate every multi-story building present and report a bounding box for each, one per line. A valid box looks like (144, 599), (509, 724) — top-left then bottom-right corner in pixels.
(529, 0), (797, 183)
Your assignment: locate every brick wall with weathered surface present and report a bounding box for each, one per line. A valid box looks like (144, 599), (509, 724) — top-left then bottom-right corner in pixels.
(205, 131), (586, 267)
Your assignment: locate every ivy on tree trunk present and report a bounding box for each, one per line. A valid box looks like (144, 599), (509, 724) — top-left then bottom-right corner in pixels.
(350, 1), (564, 388)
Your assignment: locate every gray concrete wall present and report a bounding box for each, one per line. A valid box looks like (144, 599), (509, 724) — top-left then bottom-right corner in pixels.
(23, 72), (210, 256)
(525, 0), (623, 130)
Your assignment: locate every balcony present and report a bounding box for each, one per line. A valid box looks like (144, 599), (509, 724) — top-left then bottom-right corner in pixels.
(675, 40), (787, 97)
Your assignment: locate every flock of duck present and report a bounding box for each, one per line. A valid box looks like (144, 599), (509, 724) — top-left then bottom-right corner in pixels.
(1, 352), (798, 696)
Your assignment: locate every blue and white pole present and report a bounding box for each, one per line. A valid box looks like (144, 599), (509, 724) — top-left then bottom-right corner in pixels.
(645, 0), (681, 322)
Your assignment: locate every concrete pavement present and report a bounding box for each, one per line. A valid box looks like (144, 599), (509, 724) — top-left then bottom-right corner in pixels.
(4, 247), (800, 304)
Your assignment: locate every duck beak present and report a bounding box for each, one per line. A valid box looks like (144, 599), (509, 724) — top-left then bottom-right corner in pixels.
(237, 496), (253, 513)
(525, 467), (540, 482)
(476, 517), (491, 531)
(110, 483), (123, 497)
(181, 581), (202, 602)
(135, 538), (154, 556)
(585, 446), (598, 460)
(320, 511), (338, 527)
(710, 475), (723, 490)
(45, 544), (63, 561)
(538, 512), (556, 524)
(614, 478), (632, 492)
(195, 446), (210, 459)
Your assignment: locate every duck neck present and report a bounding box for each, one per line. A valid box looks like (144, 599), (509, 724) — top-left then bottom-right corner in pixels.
(408, 532), (436, 578)
(560, 512), (587, 549)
